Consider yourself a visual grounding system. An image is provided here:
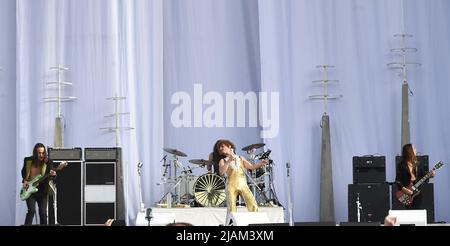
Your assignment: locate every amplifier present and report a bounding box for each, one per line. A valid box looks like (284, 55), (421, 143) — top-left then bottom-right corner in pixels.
(353, 156), (386, 184)
(48, 147), (82, 160)
(85, 148), (119, 161)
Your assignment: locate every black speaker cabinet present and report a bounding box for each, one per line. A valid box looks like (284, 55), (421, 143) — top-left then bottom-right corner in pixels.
(391, 183), (434, 223)
(84, 161), (116, 225)
(353, 156), (386, 184)
(84, 148), (125, 221)
(47, 148), (83, 226)
(348, 183), (390, 223)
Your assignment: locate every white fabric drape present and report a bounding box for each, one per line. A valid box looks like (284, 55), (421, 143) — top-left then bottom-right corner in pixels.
(0, 0), (17, 226)
(258, 0), (450, 223)
(13, 0), (163, 225)
(0, 0), (449, 225)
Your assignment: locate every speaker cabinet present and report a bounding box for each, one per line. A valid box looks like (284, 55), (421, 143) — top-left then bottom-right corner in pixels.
(84, 161), (116, 225)
(47, 147), (83, 226)
(85, 148), (119, 161)
(52, 160), (83, 225)
(84, 148), (125, 221)
(352, 156), (386, 184)
(348, 183), (390, 223)
(391, 183), (434, 223)
(85, 203), (116, 225)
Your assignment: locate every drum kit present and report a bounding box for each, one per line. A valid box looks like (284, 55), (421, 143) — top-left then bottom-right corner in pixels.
(157, 148), (226, 208)
(156, 143), (280, 208)
(241, 143), (279, 206)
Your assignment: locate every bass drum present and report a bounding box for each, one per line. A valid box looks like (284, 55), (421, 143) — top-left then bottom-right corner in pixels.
(194, 173), (226, 207)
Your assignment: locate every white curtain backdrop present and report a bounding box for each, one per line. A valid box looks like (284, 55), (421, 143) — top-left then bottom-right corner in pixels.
(13, 0), (163, 225)
(0, 0), (449, 225)
(258, 0), (450, 223)
(163, 0), (263, 174)
(0, 0), (17, 226)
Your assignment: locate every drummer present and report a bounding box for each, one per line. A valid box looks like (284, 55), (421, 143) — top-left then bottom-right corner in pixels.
(207, 139), (227, 175)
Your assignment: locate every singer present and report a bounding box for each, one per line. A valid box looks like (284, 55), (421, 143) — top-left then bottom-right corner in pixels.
(218, 139), (268, 212)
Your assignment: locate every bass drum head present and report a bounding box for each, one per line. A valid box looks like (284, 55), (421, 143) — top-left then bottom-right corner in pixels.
(194, 173), (226, 207)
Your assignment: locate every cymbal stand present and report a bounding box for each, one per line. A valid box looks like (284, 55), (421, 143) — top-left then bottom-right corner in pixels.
(244, 167), (270, 205)
(157, 155), (175, 207)
(158, 178), (183, 208)
(246, 149), (258, 197)
(266, 159), (281, 206)
(161, 155), (170, 178)
(172, 155), (183, 204)
(180, 166), (195, 205)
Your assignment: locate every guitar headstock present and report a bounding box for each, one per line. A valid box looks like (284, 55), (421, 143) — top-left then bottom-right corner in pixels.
(433, 161), (444, 170)
(57, 161), (69, 170)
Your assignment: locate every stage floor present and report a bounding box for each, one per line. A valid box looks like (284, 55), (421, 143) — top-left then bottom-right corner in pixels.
(136, 206), (285, 226)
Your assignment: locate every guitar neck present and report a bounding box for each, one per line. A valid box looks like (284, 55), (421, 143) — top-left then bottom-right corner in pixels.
(33, 173), (50, 186)
(413, 168), (434, 189)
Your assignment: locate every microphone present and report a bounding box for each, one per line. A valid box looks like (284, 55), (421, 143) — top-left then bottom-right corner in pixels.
(145, 208), (153, 222)
(258, 149), (272, 160)
(160, 155), (167, 162)
(137, 162), (143, 175)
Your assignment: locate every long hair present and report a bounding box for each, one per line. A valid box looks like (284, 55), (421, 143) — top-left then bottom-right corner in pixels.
(212, 139), (236, 165)
(402, 143), (417, 165)
(32, 143), (48, 166)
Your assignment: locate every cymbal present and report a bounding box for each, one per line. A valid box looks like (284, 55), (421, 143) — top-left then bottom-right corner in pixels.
(242, 143), (265, 151)
(163, 148), (187, 157)
(189, 159), (213, 166)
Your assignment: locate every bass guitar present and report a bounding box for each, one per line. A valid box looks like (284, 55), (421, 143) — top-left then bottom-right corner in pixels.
(20, 161), (68, 201)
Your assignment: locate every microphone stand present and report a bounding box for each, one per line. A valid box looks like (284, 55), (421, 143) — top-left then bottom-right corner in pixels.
(137, 162), (145, 212)
(286, 162), (294, 226)
(145, 208), (153, 226)
(356, 193), (363, 222)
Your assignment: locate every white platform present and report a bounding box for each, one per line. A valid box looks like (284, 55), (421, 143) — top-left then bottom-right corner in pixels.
(388, 209), (427, 226)
(136, 206), (284, 226)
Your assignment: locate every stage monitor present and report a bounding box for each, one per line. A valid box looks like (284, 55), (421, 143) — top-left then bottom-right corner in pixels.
(388, 209), (427, 226)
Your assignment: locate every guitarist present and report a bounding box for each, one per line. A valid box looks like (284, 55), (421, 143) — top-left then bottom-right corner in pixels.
(21, 143), (56, 225)
(395, 143), (435, 209)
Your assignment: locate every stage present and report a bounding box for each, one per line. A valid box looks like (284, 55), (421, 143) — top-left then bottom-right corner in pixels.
(136, 206), (285, 226)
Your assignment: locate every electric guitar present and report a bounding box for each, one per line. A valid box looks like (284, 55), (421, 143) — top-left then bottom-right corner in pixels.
(20, 161), (68, 201)
(396, 161), (444, 206)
